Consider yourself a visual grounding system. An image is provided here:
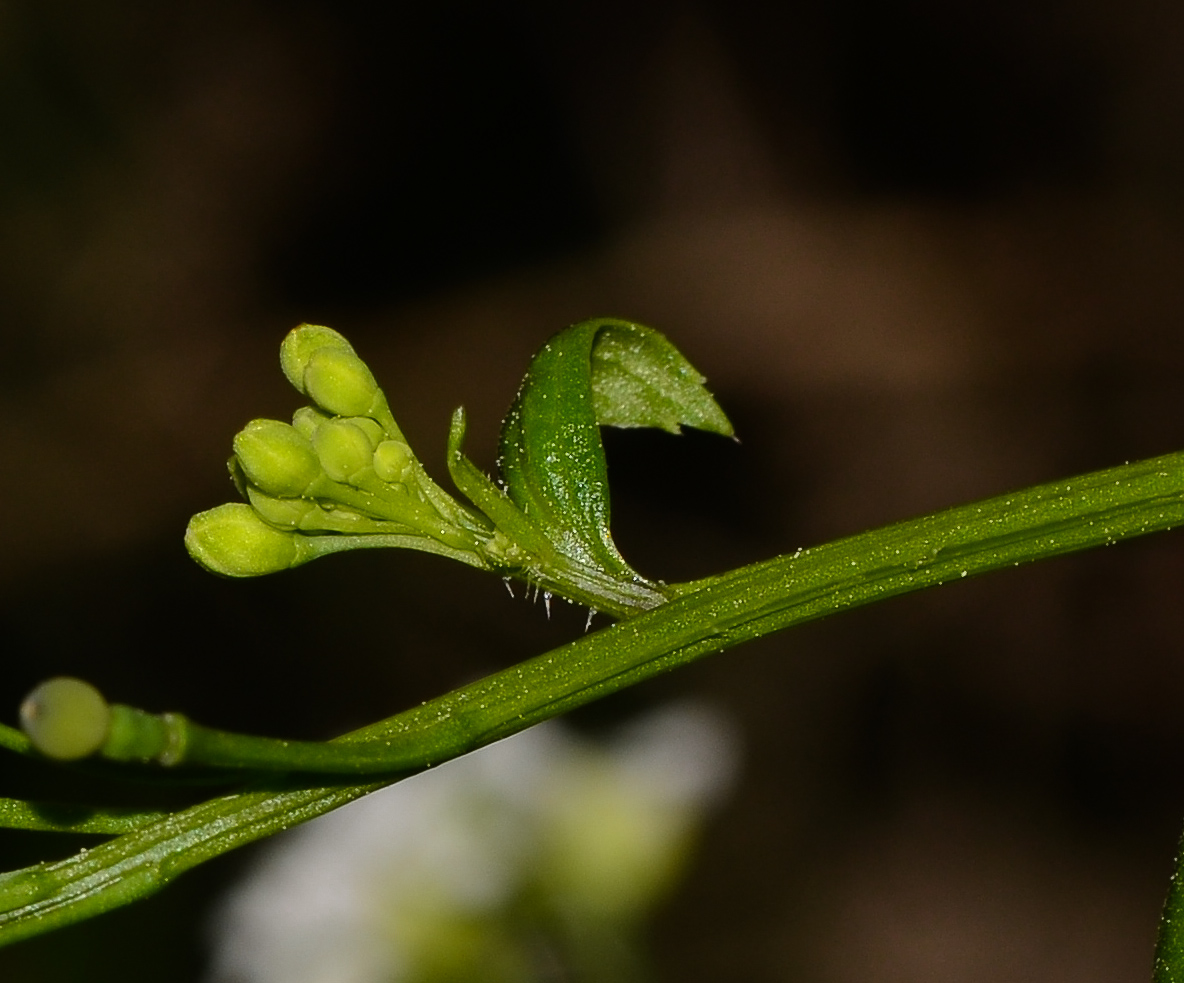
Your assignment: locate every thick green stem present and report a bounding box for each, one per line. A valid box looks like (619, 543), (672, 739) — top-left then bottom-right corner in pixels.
(4, 449), (1184, 944)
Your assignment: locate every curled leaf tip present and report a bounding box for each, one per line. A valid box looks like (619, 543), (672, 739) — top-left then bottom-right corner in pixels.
(588, 320), (733, 437)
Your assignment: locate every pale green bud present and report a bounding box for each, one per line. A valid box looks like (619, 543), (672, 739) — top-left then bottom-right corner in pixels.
(233, 419), (321, 498)
(373, 439), (414, 483)
(20, 677), (111, 761)
(304, 348), (379, 417)
(291, 405), (332, 439)
(345, 416), (385, 448)
(227, 454), (248, 499)
(246, 485), (317, 529)
(185, 503), (300, 577)
(313, 419), (374, 482)
(279, 324), (355, 393)
(279, 324), (381, 416)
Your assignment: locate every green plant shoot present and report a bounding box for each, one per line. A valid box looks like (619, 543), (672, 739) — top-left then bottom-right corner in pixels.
(4, 318), (1184, 978)
(186, 318), (732, 618)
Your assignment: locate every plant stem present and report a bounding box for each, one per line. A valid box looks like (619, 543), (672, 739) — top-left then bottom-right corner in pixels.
(100, 448), (1184, 774)
(1155, 823), (1184, 982)
(0, 799), (169, 835)
(4, 449), (1184, 943)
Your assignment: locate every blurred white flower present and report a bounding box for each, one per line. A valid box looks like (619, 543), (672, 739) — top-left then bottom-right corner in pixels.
(206, 703), (737, 983)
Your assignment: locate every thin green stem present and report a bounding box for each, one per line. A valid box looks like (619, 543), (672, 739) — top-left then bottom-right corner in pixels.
(0, 799), (169, 835)
(3, 449), (1184, 943)
(82, 448), (1184, 776)
(1155, 826), (1184, 981)
(0, 723), (31, 756)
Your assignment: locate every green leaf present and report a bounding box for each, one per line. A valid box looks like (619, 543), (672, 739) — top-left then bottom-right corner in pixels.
(441, 318), (731, 616)
(590, 321), (734, 436)
(496, 317), (732, 580)
(448, 406), (669, 617)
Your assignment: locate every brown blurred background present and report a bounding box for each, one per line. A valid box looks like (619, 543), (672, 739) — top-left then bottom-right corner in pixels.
(2, 1), (1184, 979)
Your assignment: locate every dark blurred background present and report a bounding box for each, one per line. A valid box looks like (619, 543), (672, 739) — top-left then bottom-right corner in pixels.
(3, 1), (1184, 979)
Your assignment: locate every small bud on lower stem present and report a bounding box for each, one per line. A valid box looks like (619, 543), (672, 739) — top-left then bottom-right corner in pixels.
(20, 677), (111, 761)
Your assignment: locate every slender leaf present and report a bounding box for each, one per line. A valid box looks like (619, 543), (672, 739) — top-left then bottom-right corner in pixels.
(496, 317), (731, 578)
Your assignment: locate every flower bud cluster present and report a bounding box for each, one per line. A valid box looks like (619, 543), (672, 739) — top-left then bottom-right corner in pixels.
(186, 324), (485, 577)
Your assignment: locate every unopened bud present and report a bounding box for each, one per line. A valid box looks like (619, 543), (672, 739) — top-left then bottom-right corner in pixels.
(304, 348), (379, 417)
(233, 419), (321, 497)
(313, 419), (374, 482)
(20, 677), (111, 761)
(291, 405), (332, 439)
(279, 324), (355, 393)
(185, 503), (300, 577)
(246, 486), (317, 529)
(373, 439), (414, 483)
(346, 416), (385, 448)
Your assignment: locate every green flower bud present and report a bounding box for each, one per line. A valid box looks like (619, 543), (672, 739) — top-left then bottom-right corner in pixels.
(227, 454), (248, 498)
(345, 416), (385, 448)
(291, 405), (332, 439)
(233, 419), (321, 498)
(304, 348), (379, 417)
(20, 677), (111, 761)
(313, 419), (375, 482)
(373, 439), (414, 483)
(185, 503), (300, 577)
(279, 324), (355, 393)
(246, 485), (317, 529)
(279, 324), (380, 416)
